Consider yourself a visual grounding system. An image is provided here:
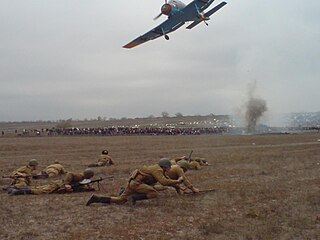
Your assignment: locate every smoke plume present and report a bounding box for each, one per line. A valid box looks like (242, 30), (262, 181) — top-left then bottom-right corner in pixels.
(245, 81), (267, 133)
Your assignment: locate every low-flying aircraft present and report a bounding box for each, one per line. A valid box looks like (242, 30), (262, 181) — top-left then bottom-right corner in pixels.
(123, 0), (227, 49)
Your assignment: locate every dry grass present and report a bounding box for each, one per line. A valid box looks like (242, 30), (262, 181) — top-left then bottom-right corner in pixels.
(0, 133), (320, 239)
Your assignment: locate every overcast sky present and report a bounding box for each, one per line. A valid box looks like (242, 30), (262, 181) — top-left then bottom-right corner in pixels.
(0, 0), (319, 122)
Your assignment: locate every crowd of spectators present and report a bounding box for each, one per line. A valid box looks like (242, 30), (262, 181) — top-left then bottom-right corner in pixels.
(12, 126), (229, 137)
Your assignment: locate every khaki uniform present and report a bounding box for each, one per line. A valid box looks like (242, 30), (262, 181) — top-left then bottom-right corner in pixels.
(97, 154), (114, 166)
(193, 157), (208, 166)
(31, 180), (64, 194)
(88, 154), (115, 167)
(31, 172), (87, 194)
(189, 161), (201, 170)
(170, 159), (177, 166)
(11, 165), (33, 187)
(166, 165), (193, 189)
(63, 172), (85, 185)
(43, 164), (66, 177)
(111, 164), (181, 204)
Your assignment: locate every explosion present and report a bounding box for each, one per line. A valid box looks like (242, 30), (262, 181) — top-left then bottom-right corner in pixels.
(244, 81), (267, 133)
(245, 98), (267, 133)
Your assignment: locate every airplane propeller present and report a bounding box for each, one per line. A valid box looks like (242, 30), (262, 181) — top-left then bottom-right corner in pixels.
(153, 0), (169, 21)
(153, 12), (163, 21)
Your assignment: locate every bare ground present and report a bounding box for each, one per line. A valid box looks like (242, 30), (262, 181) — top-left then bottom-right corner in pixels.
(0, 133), (320, 240)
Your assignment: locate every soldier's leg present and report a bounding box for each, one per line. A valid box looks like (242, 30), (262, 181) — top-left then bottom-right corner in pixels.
(12, 178), (29, 188)
(110, 186), (134, 204)
(118, 186), (125, 196)
(30, 182), (60, 194)
(134, 183), (159, 198)
(88, 163), (99, 167)
(86, 194), (111, 206)
(153, 184), (168, 191)
(127, 183), (159, 205)
(10, 188), (32, 195)
(87, 183), (134, 205)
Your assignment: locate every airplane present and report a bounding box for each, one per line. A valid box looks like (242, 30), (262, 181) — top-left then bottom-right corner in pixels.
(123, 0), (227, 49)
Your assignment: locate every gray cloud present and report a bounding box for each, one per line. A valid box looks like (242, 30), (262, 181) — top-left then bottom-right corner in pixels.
(0, 0), (319, 122)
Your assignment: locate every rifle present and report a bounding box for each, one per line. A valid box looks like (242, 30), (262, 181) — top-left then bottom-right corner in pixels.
(183, 188), (217, 195)
(74, 176), (114, 191)
(2, 175), (28, 179)
(187, 150), (193, 162)
(32, 173), (49, 179)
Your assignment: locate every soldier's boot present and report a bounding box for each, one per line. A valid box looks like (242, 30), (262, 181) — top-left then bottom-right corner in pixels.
(10, 188), (32, 195)
(86, 194), (111, 206)
(118, 186), (125, 196)
(6, 187), (15, 194)
(127, 193), (148, 206)
(7, 186), (29, 194)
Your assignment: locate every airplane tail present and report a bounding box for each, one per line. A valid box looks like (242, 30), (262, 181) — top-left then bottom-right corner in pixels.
(186, 1), (227, 30)
(205, 1), (227, 17)
(201, 0), (216, 12)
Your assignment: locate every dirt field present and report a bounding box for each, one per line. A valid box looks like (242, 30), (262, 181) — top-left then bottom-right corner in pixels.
(0, 133), (320, 240)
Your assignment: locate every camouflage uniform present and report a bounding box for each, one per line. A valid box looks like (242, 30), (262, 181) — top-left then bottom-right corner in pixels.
(110, 164), (181, 204)
(11, 165), (33, 187)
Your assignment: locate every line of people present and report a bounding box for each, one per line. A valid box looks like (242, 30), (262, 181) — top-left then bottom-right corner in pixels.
(3, 158), (96, 195)
(2, 149), (210, 206)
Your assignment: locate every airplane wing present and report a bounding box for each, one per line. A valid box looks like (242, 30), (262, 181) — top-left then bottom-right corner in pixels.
(186, 1), (227, 30)
(123, 17), (185, 49)
(182, 0), (217, 15)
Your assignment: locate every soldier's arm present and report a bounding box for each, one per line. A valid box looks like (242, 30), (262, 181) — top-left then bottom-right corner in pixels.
(153, 169), (182, 186)
(12, 166), (30, 177)
(63, 172), (74, 185)
(60, 166), (66, 174)
(176, 168), (199, 193)
(108, 156), (115, 165)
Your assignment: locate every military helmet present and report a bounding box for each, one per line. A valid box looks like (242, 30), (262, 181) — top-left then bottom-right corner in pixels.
(177, 160), (190, 170)
(102, 150), (108, 155)
(158, 158), (172, 168)
(28, 159), (38, 166)
(83, 168), (94, 179)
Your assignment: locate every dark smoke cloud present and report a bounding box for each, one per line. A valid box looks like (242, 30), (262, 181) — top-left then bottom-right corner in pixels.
(242, 81), (268, 133)
(245, 98), (267, 132)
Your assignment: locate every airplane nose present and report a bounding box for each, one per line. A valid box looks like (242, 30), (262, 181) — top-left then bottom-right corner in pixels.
(161, 3), (172, 16)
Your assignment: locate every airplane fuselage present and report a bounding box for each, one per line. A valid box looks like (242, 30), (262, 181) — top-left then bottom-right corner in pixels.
(123, 0), (227, 48)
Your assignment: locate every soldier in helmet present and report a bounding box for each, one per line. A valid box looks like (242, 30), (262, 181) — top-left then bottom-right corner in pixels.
(8, 159), (39, 187)
(189, 160), (201, 170)
(166, 160), (199, 194)
(33, 160), (66, 179)
(62, 168), (95, 192)
(172, 155), (208, 170)
(171, 155), (187, 165)
(86, 158), (183, 206)
(193, 157), (209, 166)
(10, 168), (95, 195)
(88, 150), (115, 167)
